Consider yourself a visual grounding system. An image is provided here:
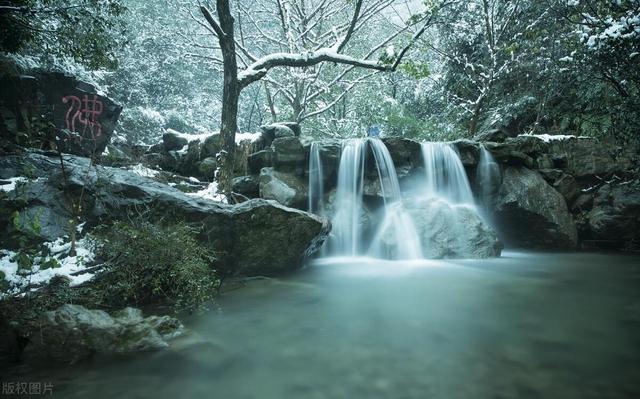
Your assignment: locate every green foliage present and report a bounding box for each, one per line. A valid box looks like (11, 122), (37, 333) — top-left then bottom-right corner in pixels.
(399, 61), (430, 79)
(7, 209), (58, 276)
(93, 221), (220, 312)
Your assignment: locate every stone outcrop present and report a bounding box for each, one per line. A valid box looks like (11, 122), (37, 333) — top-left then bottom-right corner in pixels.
(0, 60), (122, 157)
(0, 151), (329, 276)
(493, 166), (578, 249)
(22, 305), (184, 365)
(259, 167), (308, 209)
(583, 180), (640, 247)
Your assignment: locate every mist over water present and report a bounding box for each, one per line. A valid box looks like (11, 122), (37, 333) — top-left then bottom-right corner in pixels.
(10, 253), (640, 399)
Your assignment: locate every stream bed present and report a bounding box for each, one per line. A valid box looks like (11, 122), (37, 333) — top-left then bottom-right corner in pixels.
(4, 252), (640, 399)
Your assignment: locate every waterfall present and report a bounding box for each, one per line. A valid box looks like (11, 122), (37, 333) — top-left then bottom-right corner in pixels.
(331, 139), (366, 256)
(313, 138), (493, 261)
(328, 138), (421, 259)
(367, 140), (422, 260)
(308, 142), (324, 214)
(476, 145), (501, 216)
(420, 142), (474, 205)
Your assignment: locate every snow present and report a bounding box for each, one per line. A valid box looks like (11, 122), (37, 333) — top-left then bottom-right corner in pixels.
(127, 164), (160, 178)
(519, 134), (586, 143)
(169, 129), (262, 146)
(1, 237), (97, 298)
(235, 132), (263, 144)
(0, 177), (28, 193)
(187, 182), (227, 203)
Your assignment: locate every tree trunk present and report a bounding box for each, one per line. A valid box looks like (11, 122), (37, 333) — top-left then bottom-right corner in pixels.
(217, 0), (239, 198)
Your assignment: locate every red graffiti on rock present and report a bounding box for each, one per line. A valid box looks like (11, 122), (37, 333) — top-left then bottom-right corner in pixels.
(62, 94), (104, 137)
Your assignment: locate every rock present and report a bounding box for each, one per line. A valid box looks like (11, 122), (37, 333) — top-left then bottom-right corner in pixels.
(21, 305), (184, 365)
(493, 166), (578, 249)
(305, 140), (341, 186)
(381, 137), (422, 169)
(546, 137), (633, 178)
(176, 140), (202, 177)
(200, 133), (223, 159)
(280, 122), (302, 137)
(586, 181), (640, 245)
(231, 200), (329, 276)
(259, 122), (301, 145)
(404, 198), (503, 259)
(197, 157), (217, 178)
(484, 142), (534, 167)
(271, 137), (305, 168)
(232, 175), (260, 199)
(451, 139), (480, 166)
(163, 130), (188, 152)
(571, 193), (594, 212)
(259, 167), (307, 208)
(0, 151), (328, 276)
(473, 129), (510, 143)
(553, 174), (580, 203)
(0, 68), (121, 157)
(248, 149), (274, 174)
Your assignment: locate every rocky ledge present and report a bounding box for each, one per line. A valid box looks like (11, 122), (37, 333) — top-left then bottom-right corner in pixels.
(0, 150), (330, 276)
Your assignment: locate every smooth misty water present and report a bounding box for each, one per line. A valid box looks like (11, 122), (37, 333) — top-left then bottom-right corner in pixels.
(4, 252), (640, 399)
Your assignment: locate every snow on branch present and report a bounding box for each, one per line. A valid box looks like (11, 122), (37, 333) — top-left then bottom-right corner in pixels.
(238, 49), (386, 88)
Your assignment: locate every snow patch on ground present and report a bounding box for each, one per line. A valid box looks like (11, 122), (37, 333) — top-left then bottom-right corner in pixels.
(127, 164), (160, 178)
(519, 133), (588, 143)
(0, 177), (28, 193)
(170, 129), (262, 146)
(187, 182), (227, 203)
(1, 237), (97, 298)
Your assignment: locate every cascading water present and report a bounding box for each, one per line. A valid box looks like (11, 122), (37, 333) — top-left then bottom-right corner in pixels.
(325, 138), (421, 259)
(309, 138), (497, 260)
(330, 139), (366, 256)
(420, 142), (474, 205)
(367, 140), (422, 260)
(476, 145), (501, 213)
(307, 142), (324, 215)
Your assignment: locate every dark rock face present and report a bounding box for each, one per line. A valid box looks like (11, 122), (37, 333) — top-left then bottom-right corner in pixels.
(381, 137), (422, 169)
(0, 151), (329, 276)
(232, 175), (260, 199)
(259, 122), (301, 146)
(493, 166), (578, 249)
(162, 131), (188, 152)
(22, 305), (184, 365)
(0, 68), (122, 157)
(404, 198), (503, 259)
(272, 137), (305, 169)
(585, 181), (640, 246)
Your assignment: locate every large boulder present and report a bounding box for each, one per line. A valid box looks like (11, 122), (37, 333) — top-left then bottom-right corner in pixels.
(232, 175), (260, 199)
(404, 198), (503, 259)
(0, 151), (329, 276)
(381, 137), (422, 169)
(271, 137), (305, 169)
(585, 180), (640, 246)
(493, 166), (578, 249)
(22, 305), (184, 365)
(162, 130), (188, 152)
(0, 61), (122, 157)
(259, 167), (307, 209)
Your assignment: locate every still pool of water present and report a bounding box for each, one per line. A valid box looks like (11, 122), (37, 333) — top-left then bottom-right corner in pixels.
(4, 252), (640, 399)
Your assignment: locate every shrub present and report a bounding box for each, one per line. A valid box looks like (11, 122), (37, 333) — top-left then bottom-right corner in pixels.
(93, 221), (219, 312)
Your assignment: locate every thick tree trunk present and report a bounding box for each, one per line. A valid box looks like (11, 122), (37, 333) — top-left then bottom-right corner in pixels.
(216, 0), (240, 198)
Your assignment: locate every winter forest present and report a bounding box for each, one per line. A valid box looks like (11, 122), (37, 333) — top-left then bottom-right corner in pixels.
(1, 0), (639, 398)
